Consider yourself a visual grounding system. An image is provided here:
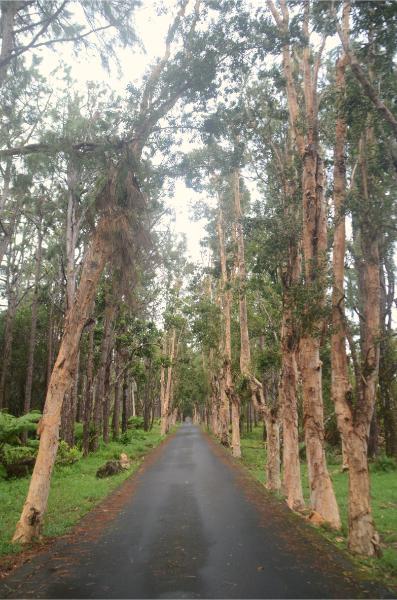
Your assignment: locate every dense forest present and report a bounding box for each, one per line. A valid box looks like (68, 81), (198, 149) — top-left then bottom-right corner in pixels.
(0, 0), (396, 574)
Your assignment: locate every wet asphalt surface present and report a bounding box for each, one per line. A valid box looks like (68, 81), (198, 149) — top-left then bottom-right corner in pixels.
(0, 424), (393, 599)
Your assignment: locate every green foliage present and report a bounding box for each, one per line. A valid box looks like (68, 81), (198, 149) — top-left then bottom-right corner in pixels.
(55, 441), (82, 467)
(0, 411), (41, 448)
(128, 416), (144, 429)
(0, 425), (163, 556)
(118, 431), (131, 445)
(2, 445), (36, 465)
(240, 425), (397, 586)
(371, 455), (397, 473)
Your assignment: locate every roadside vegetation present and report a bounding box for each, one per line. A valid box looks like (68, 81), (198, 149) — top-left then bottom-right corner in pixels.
(0, 419), (164, 559)
(239, 427), (397, 588)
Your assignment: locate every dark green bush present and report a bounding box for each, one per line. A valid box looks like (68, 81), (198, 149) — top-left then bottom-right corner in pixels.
(371, 455), (397, 473)
(119, 431), (133, 445)
(3, 445), (36, 464)
(128, 416), (144, 429)
(55, 441), (82, 466)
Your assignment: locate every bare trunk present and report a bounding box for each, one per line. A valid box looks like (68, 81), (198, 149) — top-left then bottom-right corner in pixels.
(102, 358), (112, 444)
(264, 410), (281, 491)
(82, 321), (95, 456)
(160, 362), (166, 424)
(300, 124), (340, 529)
(280, 330), (304, 509)
(46, 303), (55, 392)
(23, 225), (42, 422)
(112, 354), (121, 440)
(218, 374), (229, 444)
(231, 168), (252, 459)
(268, 0), (339, 527)
(161, 328), (176, 436)
(346, 427), (379, 554)
(0, 287), (17, 410)
(300, 336), (340, 528)
(121, 375), (129, 433)
(91, 299), (116, 451)
(13, 212), (112, 544)
(217, 207), (234, 447)
(66, 162), (80, 310)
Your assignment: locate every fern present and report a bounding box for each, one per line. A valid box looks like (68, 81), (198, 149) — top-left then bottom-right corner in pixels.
(0, 411), (41, 450)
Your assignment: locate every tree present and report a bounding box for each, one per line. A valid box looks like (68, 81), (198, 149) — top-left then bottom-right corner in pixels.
(13, 0), (217, 543)
(267, 0), (341, 529)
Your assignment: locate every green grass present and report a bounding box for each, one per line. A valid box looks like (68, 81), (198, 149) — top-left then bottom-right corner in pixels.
(0, 425), (164, 558)
(239, 426), (397, 586)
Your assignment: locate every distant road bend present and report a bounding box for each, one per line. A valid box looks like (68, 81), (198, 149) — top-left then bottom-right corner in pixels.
(0, 424), (392, 599)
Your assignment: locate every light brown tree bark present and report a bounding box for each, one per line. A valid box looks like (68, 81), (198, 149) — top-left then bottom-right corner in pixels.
(13, 184), (120, 543)
(277, 161), (305, 508)
(268, 0), (340, 529)
(217, 207), (235, 447)
(330, 7), (380, 551)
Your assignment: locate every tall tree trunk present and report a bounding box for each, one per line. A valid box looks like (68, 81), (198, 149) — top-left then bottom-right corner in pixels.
(299, 142), (340, 529)
(379, 259), (397, 458)
(91, 297), (117, 451)
(82, 320), (95, 456)
(264, 409), (281, 491)
(60, 163), (81, 444)
(13, 207), (115, 544)
(121, 374), (129, 434)
(277, 146), (305, 510)
(345, 128), (381, 554)
(161, 328), (176, 436)
(330, 19), (380, 552)
(65, 163), (79, 312)
(279, 327), (304, 508)
(0, 276), (17, 410)
(217, 209), (234, 446)
(102, 357), (112, 444)
(112, 353), (122, 440)
(46, 303), (55, 392)
(267, 0), (340, 528)
(231, 168), (250, 459)
(0, 159), (15, 265)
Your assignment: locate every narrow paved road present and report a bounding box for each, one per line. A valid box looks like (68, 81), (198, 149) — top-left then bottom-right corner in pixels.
(0, 425), (391, 599)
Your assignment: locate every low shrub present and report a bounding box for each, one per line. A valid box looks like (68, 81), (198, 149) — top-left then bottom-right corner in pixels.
(119, 431), (133, 445)
(128, 416), (145, 429)
(2, 444), (36, 464)
(55, 441), (82, 466)
(1, 445), (37, 478)
(371, 455), (397, 473)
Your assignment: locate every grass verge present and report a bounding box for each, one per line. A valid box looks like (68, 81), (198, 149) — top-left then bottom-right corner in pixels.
(239, 426), (397, 589)
(0, 425), (164, 559)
